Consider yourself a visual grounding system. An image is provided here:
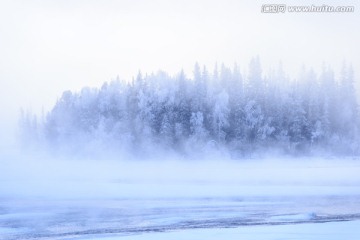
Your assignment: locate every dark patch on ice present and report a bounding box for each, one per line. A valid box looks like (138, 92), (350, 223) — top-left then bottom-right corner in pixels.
(2, 213), (360, 240)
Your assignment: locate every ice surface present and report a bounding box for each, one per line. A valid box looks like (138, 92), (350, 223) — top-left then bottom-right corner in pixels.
(1, 196), (360, 240)
(1, 155), (360, 239)
(78, 220), (360, 240)
(269, 213), (316, 221)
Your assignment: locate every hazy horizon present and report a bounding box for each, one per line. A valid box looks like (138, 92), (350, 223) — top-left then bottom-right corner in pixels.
(1, 0), (360, 148)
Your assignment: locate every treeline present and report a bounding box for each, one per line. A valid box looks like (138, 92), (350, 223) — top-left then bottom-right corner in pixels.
(19, 58), (360, 158)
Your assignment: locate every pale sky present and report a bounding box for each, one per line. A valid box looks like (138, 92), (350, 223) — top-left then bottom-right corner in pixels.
(0, 0), (359, 146)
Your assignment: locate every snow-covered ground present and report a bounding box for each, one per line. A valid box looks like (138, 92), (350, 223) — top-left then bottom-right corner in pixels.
(77, 220), (360, 240)
(81, 220), (360, 240)
(1, 155), (360, 239)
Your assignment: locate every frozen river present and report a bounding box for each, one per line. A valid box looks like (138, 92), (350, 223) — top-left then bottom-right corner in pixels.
(1, 192), (360, 239)
(1, 157), (360, 239)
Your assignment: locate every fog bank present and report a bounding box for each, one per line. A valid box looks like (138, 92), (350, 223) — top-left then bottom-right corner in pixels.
(1, 152), (360, 199)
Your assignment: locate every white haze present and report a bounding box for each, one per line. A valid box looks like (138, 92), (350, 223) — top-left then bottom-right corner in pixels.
(1, 151), (360, 200)
(0, 0), (360, 148)
(0, 0), (358, 202)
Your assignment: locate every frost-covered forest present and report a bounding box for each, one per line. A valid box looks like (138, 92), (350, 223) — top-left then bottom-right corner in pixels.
(19, 58), (359, 157)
